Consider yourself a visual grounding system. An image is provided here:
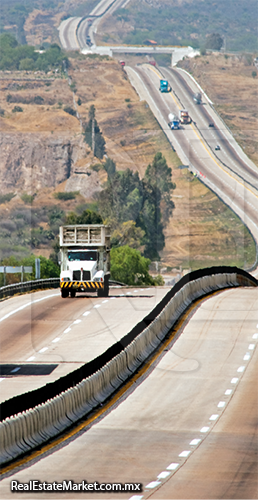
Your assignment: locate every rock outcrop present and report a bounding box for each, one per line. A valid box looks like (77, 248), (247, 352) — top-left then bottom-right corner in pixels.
(0, 132), (90, 195)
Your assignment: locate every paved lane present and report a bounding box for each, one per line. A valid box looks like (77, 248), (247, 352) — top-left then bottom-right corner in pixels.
(1, 287), (257, 499)
(126, 64), (258, 250)
(0, 287), (169, 402)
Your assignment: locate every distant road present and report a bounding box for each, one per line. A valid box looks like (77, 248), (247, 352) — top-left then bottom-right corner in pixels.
(58, 17), (81, 51)
(126, 63), (258, 274)
(59, 0), (126, 50)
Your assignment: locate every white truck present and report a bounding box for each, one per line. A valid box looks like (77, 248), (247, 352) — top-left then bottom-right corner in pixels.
(59, 224), (110, 298)
(168, 113), (180, 130)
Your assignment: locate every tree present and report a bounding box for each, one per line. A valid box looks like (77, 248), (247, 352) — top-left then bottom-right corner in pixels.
(104, 157), (116, 178)
(65, 209), (103, 225)
(83, 106), (106, 159)
(98, 156), (173, 259)
(205, 33), (223, 51)
(111, 220), (145, 249)
(19, 58), (35, 71)
(144, 152), (175, 226)
(110, 245), (155, 285)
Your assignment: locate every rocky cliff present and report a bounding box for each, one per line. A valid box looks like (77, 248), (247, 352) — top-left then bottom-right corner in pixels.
(0, 132), (89, 195)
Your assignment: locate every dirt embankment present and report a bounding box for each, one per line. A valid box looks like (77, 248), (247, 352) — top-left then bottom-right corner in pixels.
(178, 53), (258, 166)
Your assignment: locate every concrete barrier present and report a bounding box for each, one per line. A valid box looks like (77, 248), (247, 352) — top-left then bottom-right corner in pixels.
(0, 269), (257, 465)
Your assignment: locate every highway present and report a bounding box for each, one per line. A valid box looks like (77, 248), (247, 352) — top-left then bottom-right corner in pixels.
(126, 64), (258, 263)
(2, 0), (258, 494)
(1, 287), (257, 498)
(0, 287), (168, 402)
(59, 0), (126, 51)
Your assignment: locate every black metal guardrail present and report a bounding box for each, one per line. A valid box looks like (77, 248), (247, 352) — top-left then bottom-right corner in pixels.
(0, 279), (126, 300)
(0, 266), (256, 422)
(0, 278), (60, 300)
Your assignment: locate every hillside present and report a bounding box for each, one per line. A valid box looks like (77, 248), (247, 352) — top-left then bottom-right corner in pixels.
(98, 0), (258, 52)
(177, 53), (258, 166)
(0, 53), (256, 273)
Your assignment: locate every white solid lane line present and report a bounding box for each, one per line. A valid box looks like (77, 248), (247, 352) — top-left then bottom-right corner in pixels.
(0, 293), (59, 323)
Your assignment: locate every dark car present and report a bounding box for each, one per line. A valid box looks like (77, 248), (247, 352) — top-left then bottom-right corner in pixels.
(215, 144), (220, 151)
(209, 122), (214, 127)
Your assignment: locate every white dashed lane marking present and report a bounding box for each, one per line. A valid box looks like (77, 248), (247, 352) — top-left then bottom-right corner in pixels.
(38, 347), (48, 354)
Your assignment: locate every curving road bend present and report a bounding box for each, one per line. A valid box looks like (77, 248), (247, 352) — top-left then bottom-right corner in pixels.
(0, 287), (257, 498)
(126, 64), (258, 267)
(0, 287), (168, 402)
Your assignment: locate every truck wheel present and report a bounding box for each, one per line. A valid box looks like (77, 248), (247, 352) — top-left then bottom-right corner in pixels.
(97, 288), (104, 297)
(61, 288), (69, 298)
(70, 289), (76, 298)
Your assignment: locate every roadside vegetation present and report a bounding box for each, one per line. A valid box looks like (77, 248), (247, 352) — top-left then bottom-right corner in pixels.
(0, 34), (68, 72)
(103, 0), (257, 52)
(0, 52), (256, 286)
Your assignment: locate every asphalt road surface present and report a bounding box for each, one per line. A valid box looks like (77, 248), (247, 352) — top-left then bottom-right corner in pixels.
(126, 64), (258, 253)
(1, 287), (257, 499)
(0, 287), (168, 402)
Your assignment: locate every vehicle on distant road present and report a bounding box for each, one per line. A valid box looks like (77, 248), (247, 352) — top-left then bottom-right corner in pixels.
(193, 92), (202, 104)
(209, 122), (214, 127)
(159, 79), (171, 92)
(215, 144), (221, 150)
(179, 109), (191, 124)
(168, 113), (180, 130)
(86, 35), (92, 46)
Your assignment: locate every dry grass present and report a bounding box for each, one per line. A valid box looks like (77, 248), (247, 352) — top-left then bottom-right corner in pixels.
(0, 54), (256, 269)
(178, 53), (258, 166)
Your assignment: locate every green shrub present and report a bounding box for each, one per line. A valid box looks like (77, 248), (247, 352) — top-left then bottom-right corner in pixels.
(63, 105), (76, 116)
(0, 192), (15, 204)
(21, 193), (34, 204)
(53, 191), (79, 201)
(12, 106), (23, 113)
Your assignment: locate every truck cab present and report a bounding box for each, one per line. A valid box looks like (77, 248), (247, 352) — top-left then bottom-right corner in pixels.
(179, 109), (191, 124)
(59, 225), (110, 298)
(159, 79), (171, 93)
(168, 113), (180, 130)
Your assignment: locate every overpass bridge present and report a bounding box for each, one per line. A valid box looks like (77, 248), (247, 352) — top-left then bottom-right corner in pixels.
(81, 45), (199, 66)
